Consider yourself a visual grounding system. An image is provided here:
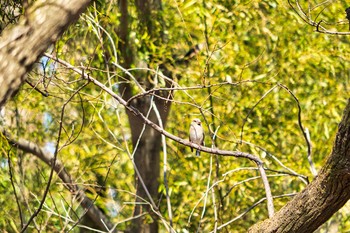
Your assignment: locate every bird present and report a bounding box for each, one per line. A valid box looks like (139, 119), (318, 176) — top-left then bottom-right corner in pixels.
(189, 118), (205, 156)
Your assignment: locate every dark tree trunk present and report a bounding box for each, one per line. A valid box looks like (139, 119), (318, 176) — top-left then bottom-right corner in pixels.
(127, 96), (171, 233)
(117, 0), (168, 232)
(249, 99), (350, 233)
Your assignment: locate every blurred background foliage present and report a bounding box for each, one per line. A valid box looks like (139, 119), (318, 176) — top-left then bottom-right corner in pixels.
(1, 0), (350, 232)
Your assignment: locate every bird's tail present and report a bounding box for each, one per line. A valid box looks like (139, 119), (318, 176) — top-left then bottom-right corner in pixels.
(196, 150), (200, 156)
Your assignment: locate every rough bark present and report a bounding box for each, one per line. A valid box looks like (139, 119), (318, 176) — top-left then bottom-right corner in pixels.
(0, 0), (90, 109)
(249, 99), (350, 233)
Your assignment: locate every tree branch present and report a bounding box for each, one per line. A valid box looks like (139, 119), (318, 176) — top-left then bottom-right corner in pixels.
(2, 130), (115, 232)
(44, 53), (276, 219)
(248, 98), (350, 232)
(0, 0), (90, 108)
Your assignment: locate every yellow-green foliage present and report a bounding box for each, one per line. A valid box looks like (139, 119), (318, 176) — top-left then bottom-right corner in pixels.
(1, 0), (350, 232)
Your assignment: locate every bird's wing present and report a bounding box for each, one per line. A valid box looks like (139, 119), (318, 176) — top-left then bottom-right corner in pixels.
(189, 124), (195, 142)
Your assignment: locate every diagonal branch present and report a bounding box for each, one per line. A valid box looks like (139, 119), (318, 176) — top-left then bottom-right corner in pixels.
(44, 53), (275, 218)
(0, 0), (91, 108)
(2, 130), (115, 232)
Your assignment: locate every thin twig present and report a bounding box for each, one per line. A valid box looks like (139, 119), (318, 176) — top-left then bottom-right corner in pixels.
(240, 140), (309, 184)
(278, 83), (317, 176)
(212, 125), (224, 208)
(6, 147), (24, 228)
(3, 131), (115, 231)
(68, 153), (118, 232)
(210, 193), (296, 232)
(25, 80), (49, 97)
(223, 174), (286, 199)
(240, 85), (278, 143)
(211, 185), (218, 233)
(151, 94), (174, 230)
(20, 82), (89, 232)
(288, 0), (350, 35)
(196, 155), (214, 233)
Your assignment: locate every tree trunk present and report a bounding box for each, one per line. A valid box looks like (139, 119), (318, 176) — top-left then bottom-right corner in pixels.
(249, 99), (350, 233)
(127, 96), (171, 233)
(0, 0), (90, 109)
(117, 0), (168, 231)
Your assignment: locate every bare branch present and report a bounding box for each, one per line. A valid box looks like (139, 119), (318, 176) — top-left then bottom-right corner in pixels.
(288, 0), (350, 35)
(240, 85), (278, 143)
(5, 146), (24, 228)
(278, 83), (317, 176)
(44, 54), (275, 219)
(2, 130), (115, 232)
(151, 98), (174, 230)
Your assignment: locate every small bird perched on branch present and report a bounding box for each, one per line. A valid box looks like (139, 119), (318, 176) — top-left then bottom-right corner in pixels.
(189, 118), (205, 156)
(346, 7), (350, 30)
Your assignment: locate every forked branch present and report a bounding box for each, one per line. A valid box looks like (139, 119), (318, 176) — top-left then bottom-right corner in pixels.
(45, 53), (276, 218)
